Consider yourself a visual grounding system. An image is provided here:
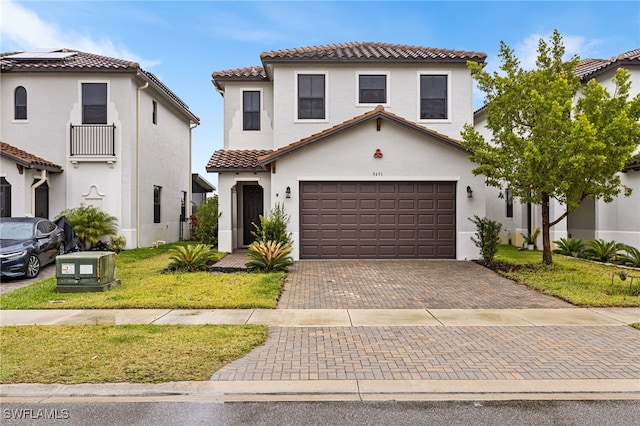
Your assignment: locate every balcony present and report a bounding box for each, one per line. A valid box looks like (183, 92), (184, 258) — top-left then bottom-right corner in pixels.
(70, 124), (116, 156)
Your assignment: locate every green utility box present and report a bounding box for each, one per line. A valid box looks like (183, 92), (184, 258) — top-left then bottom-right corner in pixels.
(55, 251), (120, 293)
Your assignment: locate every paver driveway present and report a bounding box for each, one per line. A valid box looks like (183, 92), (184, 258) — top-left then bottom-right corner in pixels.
(277, 260), (572, 309)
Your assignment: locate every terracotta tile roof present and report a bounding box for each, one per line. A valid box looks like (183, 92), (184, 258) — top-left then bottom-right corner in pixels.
(206, 149), (273, 172)
(212, 42), (486, 90)
(576, 49), (640, 80)
(257, 105), (467, 165)
(1, 49), (199, 123)
(0, 141), (63, 172)
(260, 42), (487, 63)
(623, 161), (640, 172)
(0, 48), (138, 71)
(212, 66), (267, 80)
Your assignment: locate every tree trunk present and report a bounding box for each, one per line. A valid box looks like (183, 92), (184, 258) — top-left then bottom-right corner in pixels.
(541, 193), (553, 265)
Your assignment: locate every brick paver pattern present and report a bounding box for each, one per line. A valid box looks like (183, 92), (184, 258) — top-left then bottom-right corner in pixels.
(212, 325), (640, 381)
(278, 260), (572, 309)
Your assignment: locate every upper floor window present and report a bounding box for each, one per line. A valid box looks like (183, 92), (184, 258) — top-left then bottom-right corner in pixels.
(152, 100), (158, 125)
(153, 185), (161, 223)
(298, 74), (325, 120)
(14, 86), (27, 120)
(243, 91), (260, 130)
(82, 83), (107, 124)
(359, 74), (386, 104)
(420, 75), (447, 119)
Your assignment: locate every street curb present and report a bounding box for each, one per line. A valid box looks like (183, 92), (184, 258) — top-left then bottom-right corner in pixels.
(2, 379), (639, 402)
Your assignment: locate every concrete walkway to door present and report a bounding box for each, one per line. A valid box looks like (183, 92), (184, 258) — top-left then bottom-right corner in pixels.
(277, 260), (571, 309)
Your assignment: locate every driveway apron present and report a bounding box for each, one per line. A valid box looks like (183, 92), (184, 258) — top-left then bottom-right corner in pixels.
(212, 260), (640, 384)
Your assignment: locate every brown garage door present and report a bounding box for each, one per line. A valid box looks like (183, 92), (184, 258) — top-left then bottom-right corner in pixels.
(300, 181), (456, 259)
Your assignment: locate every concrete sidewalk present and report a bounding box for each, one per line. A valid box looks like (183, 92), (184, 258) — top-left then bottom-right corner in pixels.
(1, 307), (639, 326)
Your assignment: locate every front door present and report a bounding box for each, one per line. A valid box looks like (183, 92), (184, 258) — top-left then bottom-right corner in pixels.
(243, 185), (263, 246)
(33, 180), (49, 218)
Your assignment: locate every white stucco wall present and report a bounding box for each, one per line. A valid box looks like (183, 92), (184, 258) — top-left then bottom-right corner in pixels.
(1, 71), (195, 248)
(222, 82), (274, 150)
(270, 63), (474, 150)
(264, 118), (485, 260)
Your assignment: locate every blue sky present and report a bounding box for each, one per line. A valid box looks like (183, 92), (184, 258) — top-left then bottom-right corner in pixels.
(2, 0), (639, 187)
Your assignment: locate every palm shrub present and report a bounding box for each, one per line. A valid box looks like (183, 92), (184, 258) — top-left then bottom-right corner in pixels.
(246, 240), (294, 272)
(251, 203), (292, 245)
(57, 205), (117, 250)
(583, 239), (626, 263)
(168, 244), (217, 272)
(553, 237), (585, 257)
(469, 215), (502, 264)
(619, 244), (640, 267)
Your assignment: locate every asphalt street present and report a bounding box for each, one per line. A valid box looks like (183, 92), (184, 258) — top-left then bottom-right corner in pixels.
(2, 400), (640, 426)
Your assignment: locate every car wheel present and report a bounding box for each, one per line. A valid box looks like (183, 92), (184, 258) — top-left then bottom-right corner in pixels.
(25, 254), (41, 278)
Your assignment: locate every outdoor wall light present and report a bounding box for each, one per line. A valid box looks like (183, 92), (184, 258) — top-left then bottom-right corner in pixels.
(466, 186), (473, 198)
(286, 186), (291, 199)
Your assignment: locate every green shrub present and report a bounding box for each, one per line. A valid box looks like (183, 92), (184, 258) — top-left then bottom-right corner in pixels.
(521, 227), (541, 249)
(251, 203), (292, 245)
(583, 239), (626, 263)
(167, 244), (217, 272)
(246, 240), (294, 272)
(193, 196), (219, 246)
(469, 215), (502, 264)
(56, 205), (117, 250)
(107, 235), (127, 253)
(619, 244), (640, 267)
(553, 237), (585, 257)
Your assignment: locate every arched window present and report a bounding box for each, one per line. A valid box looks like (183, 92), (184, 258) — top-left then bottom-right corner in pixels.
(0, 177), (11, 217)
(14, 86), (27, 120)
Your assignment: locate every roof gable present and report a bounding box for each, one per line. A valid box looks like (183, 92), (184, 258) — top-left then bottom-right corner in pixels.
(576, 49), (640, 81)
(257, 105), (468, 166)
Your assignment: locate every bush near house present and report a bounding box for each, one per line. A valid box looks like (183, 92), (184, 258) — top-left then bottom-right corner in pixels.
(167, 243), (217, 272)
(56, 205), (117, 250)
(553, 237), (640, 267)
(191, 196), (219, 246)
(469, 215), (502, 264)
(246, 240), (294, 272)
(251, 202), (292, 245)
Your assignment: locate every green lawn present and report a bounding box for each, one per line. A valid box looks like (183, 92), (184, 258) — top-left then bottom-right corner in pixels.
(0, 243), (284, 310)
(0, 324), (267, 384)
(493, 245), (640, 307)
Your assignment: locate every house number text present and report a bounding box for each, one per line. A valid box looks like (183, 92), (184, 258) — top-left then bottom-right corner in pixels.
(372, 171), (383, 176)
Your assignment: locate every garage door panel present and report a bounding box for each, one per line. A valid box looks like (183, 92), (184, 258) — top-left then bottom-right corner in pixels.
(300, 181), (455, 259)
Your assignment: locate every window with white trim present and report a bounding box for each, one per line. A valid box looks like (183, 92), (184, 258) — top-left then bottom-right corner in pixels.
(82, 83), (107, 124)
(243, 91), (260, 130)
(420, 74), (447, 119)
(358, 74), (387, 104)
(297, 74), (325, 119)
(14, 86), (27, 120)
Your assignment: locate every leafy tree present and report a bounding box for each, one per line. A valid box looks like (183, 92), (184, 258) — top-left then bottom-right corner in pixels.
(461, 30), (640, 264)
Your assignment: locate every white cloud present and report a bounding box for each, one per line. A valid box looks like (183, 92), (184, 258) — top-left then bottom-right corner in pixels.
(0, 1), (160, 68)
(514, 32), (601, 69)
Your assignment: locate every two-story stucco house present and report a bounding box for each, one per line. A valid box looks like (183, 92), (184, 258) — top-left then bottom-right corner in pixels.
(207, 42), (487, 260)
(0, 49), (200, 248)
(479, 49), (640, 249)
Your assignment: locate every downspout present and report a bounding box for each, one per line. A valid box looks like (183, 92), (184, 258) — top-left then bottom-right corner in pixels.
(30, 169), (47, 217)
(188, 121), (198, 238)
(136, 82), (149, 247)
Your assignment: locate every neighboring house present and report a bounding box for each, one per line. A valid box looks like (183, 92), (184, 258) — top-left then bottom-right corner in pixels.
(191, 173), (216, 207)
(478, 49), (640, 248)
(207, 42), (487, 260)
(0, 49), (200, 248)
